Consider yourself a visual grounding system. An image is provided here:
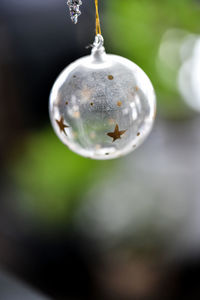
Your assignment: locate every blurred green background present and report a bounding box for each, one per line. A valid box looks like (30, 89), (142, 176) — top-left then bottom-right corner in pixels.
(8, 0), (200, 227)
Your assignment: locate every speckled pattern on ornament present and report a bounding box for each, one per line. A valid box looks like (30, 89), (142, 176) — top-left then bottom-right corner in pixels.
(49, 35), (156, 160)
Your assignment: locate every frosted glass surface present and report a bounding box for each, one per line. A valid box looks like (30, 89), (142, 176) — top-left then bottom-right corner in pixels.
(49, 45), (156, 160)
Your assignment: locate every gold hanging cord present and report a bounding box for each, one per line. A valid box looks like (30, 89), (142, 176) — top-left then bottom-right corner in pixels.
(95, 0), (102, 35)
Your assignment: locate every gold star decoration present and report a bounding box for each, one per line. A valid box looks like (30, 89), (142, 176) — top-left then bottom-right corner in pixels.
(135, 86), (139, 92)
(107, 124), (127, 142)
(55, 117), (69, 135)
(108, 75), (114, 80)
(117, 101), (122, 107)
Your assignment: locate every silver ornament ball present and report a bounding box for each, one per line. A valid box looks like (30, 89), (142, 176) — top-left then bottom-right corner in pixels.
(49, 35), (156, 160)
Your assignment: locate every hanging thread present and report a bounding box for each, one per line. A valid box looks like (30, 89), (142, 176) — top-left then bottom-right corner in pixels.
(95, 0), (101, 35)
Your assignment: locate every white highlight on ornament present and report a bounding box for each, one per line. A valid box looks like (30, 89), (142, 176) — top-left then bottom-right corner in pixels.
(49, 35), (156, 160)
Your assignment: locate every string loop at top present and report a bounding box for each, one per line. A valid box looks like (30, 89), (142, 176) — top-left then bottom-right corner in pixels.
(95, 0), (101, 35)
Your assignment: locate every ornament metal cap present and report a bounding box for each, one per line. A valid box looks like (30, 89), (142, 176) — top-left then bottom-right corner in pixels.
(91, 34), (106, 63)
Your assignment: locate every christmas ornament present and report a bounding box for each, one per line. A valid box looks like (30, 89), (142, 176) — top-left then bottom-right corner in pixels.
(49, 0), (156, 160)
(67, 0), (82, 24)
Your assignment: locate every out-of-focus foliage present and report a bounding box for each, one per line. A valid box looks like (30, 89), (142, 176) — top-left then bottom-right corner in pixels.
(10, 129), (115, 226)
(105, 0), (200, 118)
(7, 0), (200, 226)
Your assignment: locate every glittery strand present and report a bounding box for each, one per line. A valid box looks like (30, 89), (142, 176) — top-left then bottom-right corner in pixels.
(67, 0), (82, 24)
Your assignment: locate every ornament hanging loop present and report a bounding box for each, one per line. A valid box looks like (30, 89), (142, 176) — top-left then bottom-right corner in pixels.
(93, 34), (104, 49)
(95, 0), (101, 35)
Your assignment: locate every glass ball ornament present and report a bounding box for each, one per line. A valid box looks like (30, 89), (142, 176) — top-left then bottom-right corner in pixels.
(49, 35), (156, 160)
